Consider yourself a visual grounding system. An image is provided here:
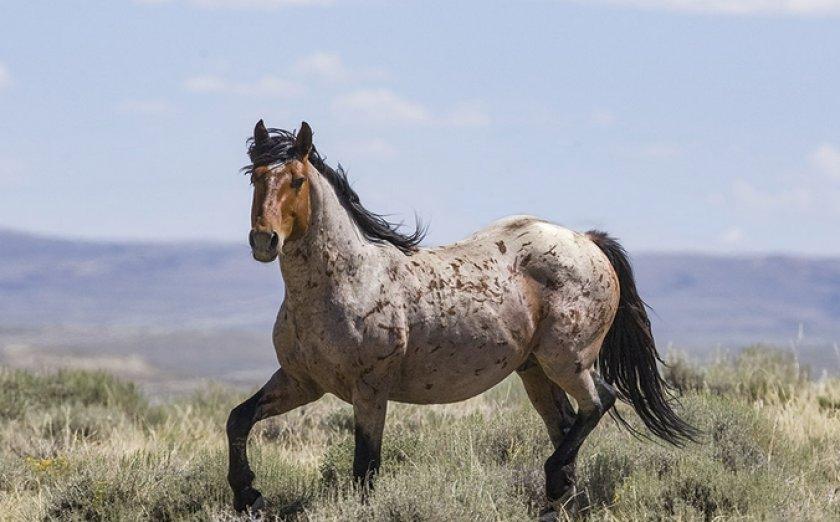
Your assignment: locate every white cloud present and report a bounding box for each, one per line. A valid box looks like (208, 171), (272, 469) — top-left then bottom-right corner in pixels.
(444, 101), (492, 127)
(706, 192), (726, 206)
(183, 74), (301, 97)
(184, 56), (486, 129)
(144, 0), (840, 14)
(582, 0), (840, 15)
(333, 89), (491, 128)
(731, 178), (815, 212)
(333, 89), (432, 125)
(116, 99), (175, 116)
(338, 138), (398, 159)
(137, 0), (333, 8)
(183, 75), (227, 92)
(354, 138), (398, 158)
(636, 143), (685, 159)
(0, 156), (26, 189)
(293, 52), (389, 84)
(589, 108), (616, 128)
(618, 141), (685, 160)
(193, 0), (331, 5)
(294, 52), (351, 83)
(0, 62), (10, 90)
(719, 226), (744, 245)
(725, 144), (840, 216)
(809, 143), (840, 181)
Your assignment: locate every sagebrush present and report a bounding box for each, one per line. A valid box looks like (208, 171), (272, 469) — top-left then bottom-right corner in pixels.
(1, 347), (838, 521)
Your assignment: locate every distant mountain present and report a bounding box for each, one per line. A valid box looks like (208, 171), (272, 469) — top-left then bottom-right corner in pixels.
(1, 229), (838, 387)
(0, 228), (283, 329)
(635, 253), (840, 347)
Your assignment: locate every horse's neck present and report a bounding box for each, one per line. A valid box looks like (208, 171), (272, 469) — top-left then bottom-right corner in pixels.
(279, 170), (377, 301)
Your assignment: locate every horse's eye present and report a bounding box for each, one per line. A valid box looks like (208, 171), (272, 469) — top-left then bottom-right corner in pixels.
(290, 177), (305, 189)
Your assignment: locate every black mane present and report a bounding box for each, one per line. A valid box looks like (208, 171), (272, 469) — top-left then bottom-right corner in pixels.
(243, 127), (426, 254)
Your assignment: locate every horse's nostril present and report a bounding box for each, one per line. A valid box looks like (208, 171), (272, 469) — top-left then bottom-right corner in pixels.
(248, 230), (257, 248)
(269, 232), (279, 249)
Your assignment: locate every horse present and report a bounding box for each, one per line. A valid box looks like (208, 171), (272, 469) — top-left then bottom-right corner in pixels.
(226, 120), (697, 516)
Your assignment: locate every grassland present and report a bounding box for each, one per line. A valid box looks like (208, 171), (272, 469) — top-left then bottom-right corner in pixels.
(1, 347), (838, 521)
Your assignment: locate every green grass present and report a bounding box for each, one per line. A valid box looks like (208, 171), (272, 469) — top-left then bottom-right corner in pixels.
(1, 348), (838, 520)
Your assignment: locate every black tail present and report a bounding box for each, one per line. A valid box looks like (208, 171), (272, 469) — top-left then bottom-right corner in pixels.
(587, 230), (699, 446)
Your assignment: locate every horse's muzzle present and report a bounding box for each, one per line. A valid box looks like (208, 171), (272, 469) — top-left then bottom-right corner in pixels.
(249, 229), (280, 262)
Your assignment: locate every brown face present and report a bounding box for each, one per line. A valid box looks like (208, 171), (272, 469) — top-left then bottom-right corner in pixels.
(249, 160), (311, 262)
(248, 120), (314, 262)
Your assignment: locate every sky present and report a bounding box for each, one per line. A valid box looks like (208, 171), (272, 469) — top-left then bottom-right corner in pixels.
(1, 0), (839, 255)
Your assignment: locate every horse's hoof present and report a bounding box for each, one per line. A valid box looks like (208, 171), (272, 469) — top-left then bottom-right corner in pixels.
(543, 484), (591, 520)
(250, 494), (265, 512)
(233, 487), (264, 513)
(544, 484), (580, 518)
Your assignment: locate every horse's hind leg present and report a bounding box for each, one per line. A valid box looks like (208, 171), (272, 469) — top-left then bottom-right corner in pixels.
(536, 358), (616, 510)
(516, 358), (575, 449)
(227, 369), (322, 512)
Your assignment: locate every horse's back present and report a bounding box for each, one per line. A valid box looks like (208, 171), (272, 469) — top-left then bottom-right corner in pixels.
(441, 215), (610, 281)
(454, 214), (620, 351)
(417, 214), (616, 309)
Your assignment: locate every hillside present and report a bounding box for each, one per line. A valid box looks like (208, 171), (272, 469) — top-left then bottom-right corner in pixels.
(1, 229), (838, 388)
(0, 229), (282, 329)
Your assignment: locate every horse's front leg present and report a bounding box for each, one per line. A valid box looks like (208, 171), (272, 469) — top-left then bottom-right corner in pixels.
(226, 368), (322, 512)
(351, 376), (391, 489)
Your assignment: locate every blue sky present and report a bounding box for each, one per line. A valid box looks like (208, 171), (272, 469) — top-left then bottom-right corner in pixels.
(1, 0), (839, 255)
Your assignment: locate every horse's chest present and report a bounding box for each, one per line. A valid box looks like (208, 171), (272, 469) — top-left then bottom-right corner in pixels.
(273, 324), (353, 400)
(273, 297), (404, 397)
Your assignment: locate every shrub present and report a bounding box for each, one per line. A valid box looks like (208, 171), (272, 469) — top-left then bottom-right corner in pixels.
(0, 368), (149, 420)
(1, 350), (839, 521)
(665, 346), (810, 403)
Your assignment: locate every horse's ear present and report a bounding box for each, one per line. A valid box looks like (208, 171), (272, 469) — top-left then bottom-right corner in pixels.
(254, 119), (269, 145)
(294, 121), (313, 160)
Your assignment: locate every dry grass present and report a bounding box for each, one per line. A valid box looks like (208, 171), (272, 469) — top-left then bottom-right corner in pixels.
(1, 347), (838, 521)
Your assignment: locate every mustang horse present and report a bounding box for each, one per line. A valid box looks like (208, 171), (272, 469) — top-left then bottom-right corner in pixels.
(227, 120), (696, 514)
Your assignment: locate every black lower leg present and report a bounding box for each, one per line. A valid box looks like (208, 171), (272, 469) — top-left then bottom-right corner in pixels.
(353, 425), (382, 489)
(552, 386), (576, 437)
(544, 411), (599, 502)
(545, 373), (616, 503)
(227, 390), (263, 512)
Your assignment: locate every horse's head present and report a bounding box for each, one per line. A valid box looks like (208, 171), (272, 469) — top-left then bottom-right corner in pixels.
(247, 120), (314, 262)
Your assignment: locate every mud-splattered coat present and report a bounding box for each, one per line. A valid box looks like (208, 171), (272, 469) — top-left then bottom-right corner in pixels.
(273, 168), (619, 408)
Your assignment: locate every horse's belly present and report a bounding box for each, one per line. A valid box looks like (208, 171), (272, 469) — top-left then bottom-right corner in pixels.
(391, 271), (538, 403)
(390, 328), (532, 404)
(391, 365), (521, 404)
